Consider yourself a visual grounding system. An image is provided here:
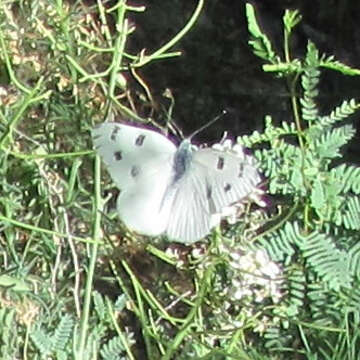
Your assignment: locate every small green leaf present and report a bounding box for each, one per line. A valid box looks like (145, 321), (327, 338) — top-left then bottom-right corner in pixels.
(246, 3), (278, 63)
(283, 9), (302, 34)
(311, 179), (325, 210)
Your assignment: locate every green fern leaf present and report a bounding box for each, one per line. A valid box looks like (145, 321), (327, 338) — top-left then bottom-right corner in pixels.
(100, 336), (125, 360)
(264, 326), (292, 350)
(52, 314), (74, 352)
(31, 328), (53, 356)
(320, 57), (360, 75)
(330, 164), (360, 194)
(334, 196), (360, 230)
(307, 283), (339, 326)
(313, 124), (356, 159)
(342, 283), (360, 311)
(285, 267), (306, 308)
(114, 294), (127, 312)
(310, 179), (326, 212)
(300, 42), (321, 123)
(93, 291), (106, 321)
(245, 3), (279, 63)
(283, 9), (302, 34)
(237, 116), (297, 148)
(294, 230), (352, 290)
(348, 242), (360, 280)
(259, 222), (297, 263)
(319, 99), (359, 127)
(56, 349), (68, 360)
(310, 173), (343, 222)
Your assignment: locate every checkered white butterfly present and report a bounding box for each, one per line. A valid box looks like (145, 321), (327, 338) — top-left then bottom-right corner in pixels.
(92, 122), (262, 244)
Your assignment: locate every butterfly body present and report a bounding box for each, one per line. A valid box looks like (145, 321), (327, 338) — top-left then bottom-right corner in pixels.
(92, 122), (261, 244)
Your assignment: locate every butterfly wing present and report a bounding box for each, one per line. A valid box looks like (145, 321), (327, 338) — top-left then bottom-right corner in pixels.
(165, 145), (261, 244)
(165, 163), (217, 243)
(192, 146), (261, 212)
(92, 122), (177, 236)
(92, 122), (177, 188)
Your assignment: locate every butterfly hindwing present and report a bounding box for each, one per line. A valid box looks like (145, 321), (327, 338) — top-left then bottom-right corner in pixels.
(165, 163), (217, 243)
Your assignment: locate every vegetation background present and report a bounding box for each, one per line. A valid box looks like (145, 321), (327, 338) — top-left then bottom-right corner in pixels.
(134, 1), (360, 152)
(1, 0), (360, 359)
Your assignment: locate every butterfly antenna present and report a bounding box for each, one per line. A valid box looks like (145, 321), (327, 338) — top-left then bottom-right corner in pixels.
(189, 109), (227, 139)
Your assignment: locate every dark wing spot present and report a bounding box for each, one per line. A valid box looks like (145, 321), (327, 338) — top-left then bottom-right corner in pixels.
(135, 134), (146, 146)
(207, 183), (217, 213)
(131, 165), (140, 178)
(217, 156), (225, 170)
(224, 183), (232, 192)
(238, 162), (244, 177)
(114, 151), (122, 161)
(110, 125), (121, 141)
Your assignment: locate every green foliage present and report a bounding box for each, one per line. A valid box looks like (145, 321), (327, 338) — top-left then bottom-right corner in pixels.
(245, 3), (279, 64)
(31, 314), (74, 358)
(242, 3), (360, 357)
(0, 309), (18, 360)
(100, 336), (127, 360)
(1, 1), (360, 359)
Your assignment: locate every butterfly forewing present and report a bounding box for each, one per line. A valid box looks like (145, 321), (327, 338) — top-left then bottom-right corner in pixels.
(92, 123), (177, 189)
(92, 122), (177, 236)
(192, 147), (261, 213)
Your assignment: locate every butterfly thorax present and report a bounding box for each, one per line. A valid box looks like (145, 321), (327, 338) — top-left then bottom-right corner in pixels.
(172, 139), (193, 184)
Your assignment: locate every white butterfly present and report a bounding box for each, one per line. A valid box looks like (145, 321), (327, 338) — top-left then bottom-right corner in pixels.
(92, 122), (262, 244)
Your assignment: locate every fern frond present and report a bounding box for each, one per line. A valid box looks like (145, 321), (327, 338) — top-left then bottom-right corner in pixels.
(238, 116), (297, 148)
(255, 141), (306, 196)
(114, 294), (128, 312)
(263, 223), (353, 291)
(258, 222), (298, 263)
(319, 99), (359, 127)
(342, 283), (360, 311)
(245, 3), (279, 63)
(310, 175), (344, 223)
(320, 56), (360, 75)
(330, 164), (360, 194)
(56, 349), (67, 360)
(334, 195), (360, 230)
(307, 283), (340, 325)
(348, 242), (360, 280)
(285, 267), (306, 308)
(93, 291), (106, 321)
(31, 328), (53, 356)
(293, 230), (351, 291)
(300, 42), (320, 124)
(283, 9), (302, 34)
(100, 336), (125, 360)
(263, 326), (292, 350)
(52, 314), (74, 352)
(313, 124), (356, 159)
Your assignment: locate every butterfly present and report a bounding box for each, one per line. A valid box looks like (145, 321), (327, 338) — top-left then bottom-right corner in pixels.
(92, 122), (262, 244)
